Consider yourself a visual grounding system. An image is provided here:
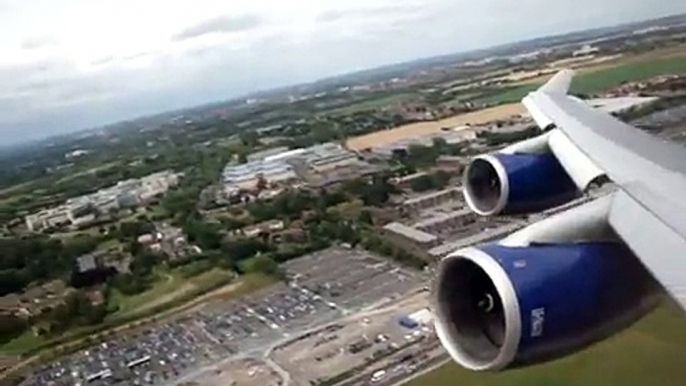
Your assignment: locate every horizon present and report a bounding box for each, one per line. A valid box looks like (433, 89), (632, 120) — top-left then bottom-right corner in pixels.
(1, 1), (686, 148)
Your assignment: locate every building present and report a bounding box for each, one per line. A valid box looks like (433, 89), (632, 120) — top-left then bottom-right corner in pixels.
(586, 97), (658, 115)
(427, 222), (525, 260)
(147, 223), (201, 260)
(383, 222), (441, 252)
(222, 159), (299, 195)
(25, 170), (181, 232)
(413, 207), (477, 235)
(436, 155), (467, 169)
(247, 146), (290, 162)
(0, 280), (70, 318)
(25, 208), (71, 232)
(222, 143), (365, 195)
(402, 188), (462, 214)
(572, 44), (599, 57)
(390, 172), (431, 188)
(237, 219), (286, 238)
(301, 143), (359, 173)
(369, 129), (478, 157)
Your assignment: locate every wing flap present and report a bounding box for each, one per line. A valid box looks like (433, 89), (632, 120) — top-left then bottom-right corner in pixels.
(609, 190), (686, 311)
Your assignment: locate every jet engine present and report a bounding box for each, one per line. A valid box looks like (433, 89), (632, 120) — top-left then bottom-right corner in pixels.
(431, 198), (659, 371)
(463, 129), (607, 216)
(463, 153), (578, 216)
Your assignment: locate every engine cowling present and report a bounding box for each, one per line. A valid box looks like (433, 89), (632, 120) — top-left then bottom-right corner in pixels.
(432, 242), (658, 371)
(463, 153), (578, 216)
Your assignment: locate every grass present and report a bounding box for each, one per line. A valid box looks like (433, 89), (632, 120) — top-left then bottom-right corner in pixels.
(477, 55), (686, 105)
(107, 267), (233, 319)
(0, 332), (47, 357)
(328, 93), (416, 115)
(476, 84), (540, 105)
(407, 303), (686, 386)
(96, 238), (123, 251)
(571, 56), (686, 94)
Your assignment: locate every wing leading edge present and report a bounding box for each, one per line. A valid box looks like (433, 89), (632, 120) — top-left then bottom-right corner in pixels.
(524, 72), (686, 311)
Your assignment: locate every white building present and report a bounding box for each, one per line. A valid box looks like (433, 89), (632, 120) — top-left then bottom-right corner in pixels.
(25, 170), (180, 232)
(222, 143), (360, 195)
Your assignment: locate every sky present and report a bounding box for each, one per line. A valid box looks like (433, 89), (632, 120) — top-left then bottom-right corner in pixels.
(0, 0), (685, 145)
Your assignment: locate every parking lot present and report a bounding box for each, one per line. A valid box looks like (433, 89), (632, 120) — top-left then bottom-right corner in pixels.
(272, 291), (431, 386)
(177, 358), (281, 386)
(27, 320), (227, 386)
(22, 247), (425, 386)
(283, 247), (423, 312)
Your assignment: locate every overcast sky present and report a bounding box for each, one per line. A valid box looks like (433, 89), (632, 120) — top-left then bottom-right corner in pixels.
(1, 0), (685, 145)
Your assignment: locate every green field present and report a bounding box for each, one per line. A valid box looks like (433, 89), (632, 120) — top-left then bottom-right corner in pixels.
(0, 330), (47, 356)
(476, 84), (540, 105)
(478, 55), (686, 105)
(107, 267), (233, 319)
(407, 304), (686, 386)
(571, 56), (686, 94)
(328, 93), (416, 115)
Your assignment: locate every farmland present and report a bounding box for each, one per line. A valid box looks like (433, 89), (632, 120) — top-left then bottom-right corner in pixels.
(345, 102), (525, 151)
(479, 53), (686, 105)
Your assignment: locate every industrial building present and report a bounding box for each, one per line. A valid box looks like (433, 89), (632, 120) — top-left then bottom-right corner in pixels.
(383, 222), (441, 255)
(246, 146), (290, 162)
(222, 159), (299, 196)
(427, 222), (525, 260)
(390, 172), (431, 188)
(222, 143), (366, 195)
(413, 207), (477, 235)
(402, 188), (462, 214)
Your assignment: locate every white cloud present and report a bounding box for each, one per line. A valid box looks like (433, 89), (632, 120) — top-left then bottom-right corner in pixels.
(0, 0), (685, 144)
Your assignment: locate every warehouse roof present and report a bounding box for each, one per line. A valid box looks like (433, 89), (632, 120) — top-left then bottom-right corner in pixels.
(383, 222), (438, 244)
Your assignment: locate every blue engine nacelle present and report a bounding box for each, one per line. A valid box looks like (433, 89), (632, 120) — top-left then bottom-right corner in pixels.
(432, 242), (658, 371)
(463, 153), (578, 216)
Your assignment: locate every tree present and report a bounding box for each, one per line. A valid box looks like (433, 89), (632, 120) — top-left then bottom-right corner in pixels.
(221, 237), (271, 262)
(410, 175), (437, 192)
(431, 170), (452, 189)
(0, 314), (28, 343)
(119, 220), (154, 239)
(183, 219), (222, 250)
(358, 210), (374, 226)
(358, 176), (395, 207)
(0, 235), (99, 296)
(112, 273), (150, 295)
(241, 255), (279, 275)
(162, 188), (198, 219)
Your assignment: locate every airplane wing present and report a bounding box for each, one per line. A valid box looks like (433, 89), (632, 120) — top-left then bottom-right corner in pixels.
(432, 70), (686, 372)
(524, 72), (686, 310)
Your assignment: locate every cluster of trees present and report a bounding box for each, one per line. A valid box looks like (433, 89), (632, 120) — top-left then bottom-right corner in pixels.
(44, 290), (107, 334)
(341, 176), (397, 207)
(248, 190), (317, 222)
(0, 236), (99, 296)
(410, 170), (452, 192)
(394, 137), (464, 171)
(110, 250), (162, 295)
(361, 232), (426, 270)
(0, 314), (28, 344)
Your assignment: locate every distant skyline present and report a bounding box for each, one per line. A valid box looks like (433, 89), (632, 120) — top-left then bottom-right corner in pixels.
(1, 0), (686, 146)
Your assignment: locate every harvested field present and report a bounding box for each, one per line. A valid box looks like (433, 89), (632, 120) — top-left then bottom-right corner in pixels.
(346, 103), (525, 151)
